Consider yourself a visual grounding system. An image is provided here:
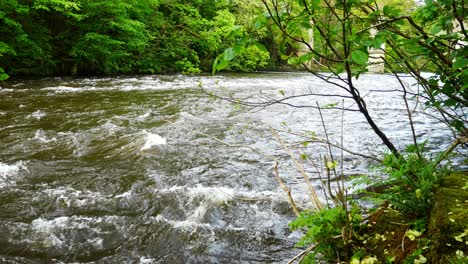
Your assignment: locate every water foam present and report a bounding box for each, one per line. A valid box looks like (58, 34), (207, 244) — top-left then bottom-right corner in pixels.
(140, 130), (166, 150)
(156, 185), (290, 206)
(30, 216), (105, 250)
(42, 187), (107, 208)
(43, 86), (95, 93)
(0, 161), (27, 188)
(33, 129), (57, 143)
(157, 185), (236, 205)
(32, 217), (70, 233)
(0, 88), (14, 93)
(140, 257), (156, 264)
(100, 120), (122, 135)
(187, 185), (235, 205)
(136, 110), (152, 121)
(153, 214), (213, 230)
(28, 110), (47, 120)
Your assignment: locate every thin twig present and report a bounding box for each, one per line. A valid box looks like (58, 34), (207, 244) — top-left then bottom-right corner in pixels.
(389, 66), (421, 159)
(270, 127), (323, 210)
(273, 162), (300, 216)
(402, 227), (409, 252)
(316, 102), (343, 203)
(287, 243), (319, 264)
(341, 99), (345, 200)
(435, 136), (468, 167)
(273, 127), (383, 162)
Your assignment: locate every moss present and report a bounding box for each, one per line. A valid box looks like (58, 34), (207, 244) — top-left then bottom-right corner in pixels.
(356, 203), (418, 263)
(439, 171), (468, 189)
(428, 171), (468, 263)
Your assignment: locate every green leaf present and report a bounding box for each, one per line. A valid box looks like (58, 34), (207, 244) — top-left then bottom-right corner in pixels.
(254, 14), (268, 30)
(321, 102), (339, 109)
(326, 161), (337, 169)
(299, 52), (312, 63)
(360, 37), (374, 47)
(334, 64), (345, 74)
(254, 42), (268, 53)
(451, 120), (465, 131)
(223, 47), (237, 61)
(405, 229), (422, 241)
(415, 189), (422, 199)
(383, 5), (401, 17)
(287, 56), (299, 65)
(373, 31), (388, 48)
(453, 57), (468, 69)
(351, 50), (368, 65)
(216, 58), (229, 71)
(212, 54), (229, 75)
(430, 25), (442, 35)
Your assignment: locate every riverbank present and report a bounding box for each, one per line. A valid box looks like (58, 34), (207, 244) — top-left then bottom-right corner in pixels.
(357, 171), (468, 263)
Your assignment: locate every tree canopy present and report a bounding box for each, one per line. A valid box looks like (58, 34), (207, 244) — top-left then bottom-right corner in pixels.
(0, 0), (272, 79)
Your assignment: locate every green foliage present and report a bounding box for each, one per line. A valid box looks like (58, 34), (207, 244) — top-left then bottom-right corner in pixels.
(351, 50), (369, 66)
(382, 0), (467, 131)
(66, 0), (152, 74)
(70, 33), (131, 74)
(290, 204), (362, 263)
(0, 0), (270, 78)
(402, 236), (431, 264)
(290, 207), (347, 262)
(175, 58), (202, 74)
(228, 44), (270, 72)
(32, 0), (82, 19)
(375, 144), (448, 216)
(0, 67), (9, 81)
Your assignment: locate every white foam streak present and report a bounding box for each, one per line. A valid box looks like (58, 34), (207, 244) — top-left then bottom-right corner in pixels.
(43, 86), (95, 93)
(140, 257), (156, 264)
(153, 214), (245, 231)
(153, 215), (213, 230)
(0, 88), (14, 92)
(158, 185), (235, 204)
(140, 130), (166, 150)
(187, 185), (235, 205)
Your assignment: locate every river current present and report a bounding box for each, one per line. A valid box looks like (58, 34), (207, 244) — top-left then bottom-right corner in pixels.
(0, 72), (458, 263)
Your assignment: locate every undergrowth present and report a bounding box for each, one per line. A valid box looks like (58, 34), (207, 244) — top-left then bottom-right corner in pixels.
(290, 144), (455, 263)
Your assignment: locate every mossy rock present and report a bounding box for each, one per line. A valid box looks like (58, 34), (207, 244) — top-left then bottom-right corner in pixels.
(428, 171), (468, 263)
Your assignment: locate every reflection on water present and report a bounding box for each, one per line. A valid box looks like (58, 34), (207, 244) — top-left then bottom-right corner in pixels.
(0, 73), (456, 263)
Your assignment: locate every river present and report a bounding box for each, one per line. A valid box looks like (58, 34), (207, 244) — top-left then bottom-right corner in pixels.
(0, 72), (458, 263)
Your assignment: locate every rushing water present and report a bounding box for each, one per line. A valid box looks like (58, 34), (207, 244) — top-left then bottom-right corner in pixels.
(0, 72), (458, 263)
